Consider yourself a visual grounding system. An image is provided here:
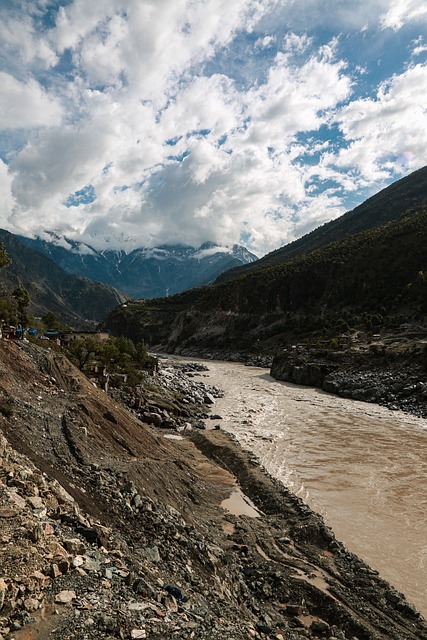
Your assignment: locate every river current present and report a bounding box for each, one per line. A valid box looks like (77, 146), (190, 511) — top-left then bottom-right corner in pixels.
(191, 360), (427, 617)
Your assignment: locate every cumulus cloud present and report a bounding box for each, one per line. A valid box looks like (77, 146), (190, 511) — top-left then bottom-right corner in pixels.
(0, 72), (63, 130)
(0, 1), (426, 256)
(0, 8), (58, 72)
(334, 63), (427, 181)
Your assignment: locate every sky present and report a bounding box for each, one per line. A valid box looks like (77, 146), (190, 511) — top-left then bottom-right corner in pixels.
(0, 0), (426, 256)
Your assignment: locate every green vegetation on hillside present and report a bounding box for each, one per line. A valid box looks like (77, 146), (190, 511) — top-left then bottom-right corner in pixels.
(0, 229), (128, 327)
(103, 208), (427, 351)
(65, 334), (152, 386)
(218, 164), (427, 283)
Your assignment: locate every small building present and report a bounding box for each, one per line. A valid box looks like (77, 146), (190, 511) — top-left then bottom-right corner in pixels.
(60, 331), (110, 348)
(3, 326), (21, 340)
(86, 364), (110, 391)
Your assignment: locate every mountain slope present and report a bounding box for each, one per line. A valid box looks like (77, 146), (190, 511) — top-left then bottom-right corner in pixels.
(0, 340), (425, 639)
(0, 229), (128, 326)
(217, 164), (427, 283)
(18, 236), (258, 298)
(102, 208), (427, 351)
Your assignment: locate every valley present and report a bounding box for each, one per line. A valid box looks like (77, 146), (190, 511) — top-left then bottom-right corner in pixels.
(0, 166), (426, 639)
(0, 339), (426, 640)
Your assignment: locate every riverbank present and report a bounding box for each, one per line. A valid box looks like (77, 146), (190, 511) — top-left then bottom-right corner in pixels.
(270, 342), (427, 419)
(171, 337), (427, 420)
(0, 341), (426, 639)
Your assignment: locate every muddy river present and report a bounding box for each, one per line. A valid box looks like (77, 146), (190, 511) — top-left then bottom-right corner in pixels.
(194, 360), (427, 616)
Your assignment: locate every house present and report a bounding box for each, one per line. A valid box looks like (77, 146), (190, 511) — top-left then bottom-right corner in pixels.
(3, 326), (21, 340)
(86, 364), (110, 391)
(60, 330), (110, 348)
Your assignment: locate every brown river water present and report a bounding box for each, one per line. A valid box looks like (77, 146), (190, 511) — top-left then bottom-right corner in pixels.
(189, 360), (427, 616)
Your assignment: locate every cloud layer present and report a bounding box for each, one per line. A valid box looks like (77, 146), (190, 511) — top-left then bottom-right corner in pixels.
(0, 0), (426, 254)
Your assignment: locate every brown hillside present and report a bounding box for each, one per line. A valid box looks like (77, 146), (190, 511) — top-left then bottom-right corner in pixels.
(0, 339), (425, 639)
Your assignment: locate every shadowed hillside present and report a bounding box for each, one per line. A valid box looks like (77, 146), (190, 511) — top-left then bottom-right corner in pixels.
(103, 208), (427, 352)
(0, 229), (128, 326)
(0, 338), (425, 639)
(217, 165), (427, 283)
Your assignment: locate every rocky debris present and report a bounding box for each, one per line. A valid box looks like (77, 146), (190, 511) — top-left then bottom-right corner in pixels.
(109, 360), (224, 432)
(271, 348), (427, 419)
(0, 339), (425, 640)
(323, 368), (427, 417)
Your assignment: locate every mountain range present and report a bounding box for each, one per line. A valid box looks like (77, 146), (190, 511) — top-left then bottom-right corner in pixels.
(0, 229), (127, 326)
(18, 236), (258, 299)
(102, 166), (427, 352)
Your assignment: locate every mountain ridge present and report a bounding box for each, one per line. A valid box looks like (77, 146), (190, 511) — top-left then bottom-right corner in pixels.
(102, 206), (427, 352)
(18, 235), (258, 299)
(216, 164), (427, 283)
(0, 229), (128, 326)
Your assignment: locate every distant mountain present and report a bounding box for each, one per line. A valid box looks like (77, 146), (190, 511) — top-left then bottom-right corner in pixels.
(18, 236), (258, 299)
(217, 164), (427, 283)
(102, 207), (427, 352)
(0, 229), (128, 327)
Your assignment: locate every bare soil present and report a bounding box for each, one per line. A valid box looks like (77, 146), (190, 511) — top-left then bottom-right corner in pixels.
(0, 339), (426, 640)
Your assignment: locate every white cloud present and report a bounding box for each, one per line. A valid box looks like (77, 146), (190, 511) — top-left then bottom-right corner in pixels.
(381, 0), (427, 31)
(0, 72), (63, 130)
(50, 0), (269, 104)
(0, 160), (15, 218)
(0, 11), (58, 71)
(240, 50), (351, 150)
(334, 63), (427, 181)
(0, 1), (426, 258)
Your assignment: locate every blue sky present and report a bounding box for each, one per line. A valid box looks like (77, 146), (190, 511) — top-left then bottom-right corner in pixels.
(0, 0), (426, 255)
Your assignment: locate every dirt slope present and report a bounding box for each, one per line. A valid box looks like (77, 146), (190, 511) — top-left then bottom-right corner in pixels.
(0, 339), (426, 640)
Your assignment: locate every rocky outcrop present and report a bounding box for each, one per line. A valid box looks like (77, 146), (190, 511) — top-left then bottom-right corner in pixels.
(270, 348), (427, 419)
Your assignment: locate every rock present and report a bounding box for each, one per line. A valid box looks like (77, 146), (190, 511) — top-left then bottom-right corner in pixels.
(144, 546), (161, 563)
(72, 556), (85, 568)
(23, 598), (39, 612)
(103, 568), (113, 580)
(50, 564), (62, 579)
(133, 494), (143, 509)
(55, 590), (76, 604)
(0, 579), (7, 610)
(131, 631), (147, 639)
(133, 577), (156, 598)
(310, 619), (330, 634)
(63, 538), (86, 554)
(286, 604), (304, 616)
(142, 412), (163, 427)
(26, 496), (45, 510)
(98, 615), (116, 632)
(203, 393), (216, 405)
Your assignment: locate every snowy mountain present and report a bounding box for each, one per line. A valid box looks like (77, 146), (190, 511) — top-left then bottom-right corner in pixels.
(18, 234), (258, 299)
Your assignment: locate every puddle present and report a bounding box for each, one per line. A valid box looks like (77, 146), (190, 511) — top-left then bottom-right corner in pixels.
(221, 488), (261, 518)
(291, 566), (336, 598)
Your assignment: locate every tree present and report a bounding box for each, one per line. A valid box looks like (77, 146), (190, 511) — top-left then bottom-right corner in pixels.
(135, 340), (149, 366)
(0, 244), (10, 270)
(42, 311), (63, 331)
(12, 287), (30, 327)
(65, 336), (103, 371)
